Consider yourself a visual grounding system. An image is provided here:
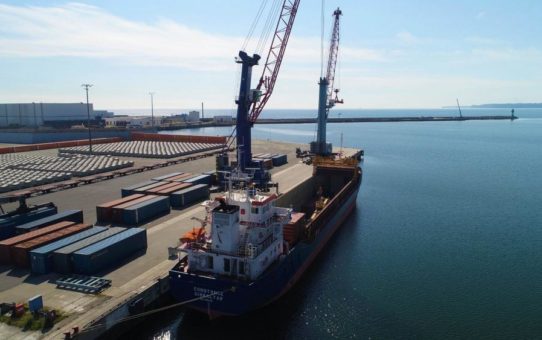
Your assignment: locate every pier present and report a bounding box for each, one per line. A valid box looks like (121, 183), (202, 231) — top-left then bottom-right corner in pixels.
(0, 140), (359, 339)
(255, 115), (517, 124)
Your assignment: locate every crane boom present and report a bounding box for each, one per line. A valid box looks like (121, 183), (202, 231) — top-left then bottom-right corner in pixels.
(248, 0), (301, 123)
(326, 8), (343, 109)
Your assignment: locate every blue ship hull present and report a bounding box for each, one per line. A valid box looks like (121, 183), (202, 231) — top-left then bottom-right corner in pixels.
(169, 170), (360, 317)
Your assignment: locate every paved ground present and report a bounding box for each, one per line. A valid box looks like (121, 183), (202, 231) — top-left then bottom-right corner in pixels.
(0, 143), (28, 147)
(0, 140), (358, 339)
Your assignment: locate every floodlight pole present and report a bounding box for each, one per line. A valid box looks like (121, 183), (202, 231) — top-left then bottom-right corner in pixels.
(149, 92), (155, 129)
(82, 84), (93, 153)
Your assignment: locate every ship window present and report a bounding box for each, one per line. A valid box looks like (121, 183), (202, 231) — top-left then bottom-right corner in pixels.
(251, 207), (259, 214)
(240, 209), (245, 215)
(239, 261), (245, 275)
(224, 258), (231, 272)
(207, 256), (214, 269)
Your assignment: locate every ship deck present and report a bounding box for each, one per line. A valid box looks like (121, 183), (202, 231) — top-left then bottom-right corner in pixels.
(0, 140), (360, 339)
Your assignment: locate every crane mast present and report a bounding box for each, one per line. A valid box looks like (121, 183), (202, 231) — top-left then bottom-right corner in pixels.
(232, 0), (301, 171)
(311, 7), (343, 156)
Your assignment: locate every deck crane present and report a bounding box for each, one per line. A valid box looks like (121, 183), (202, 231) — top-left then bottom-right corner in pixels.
(310, 7), (343, 156)
(223, 0), (301, 173)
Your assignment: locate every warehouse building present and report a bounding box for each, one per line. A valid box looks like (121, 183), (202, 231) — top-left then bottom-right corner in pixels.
(0, 103), (113, 128)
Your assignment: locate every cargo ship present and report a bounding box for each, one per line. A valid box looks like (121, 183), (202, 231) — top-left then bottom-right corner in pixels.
(169, 154), (362, 317)
(168, 3), (361, 317)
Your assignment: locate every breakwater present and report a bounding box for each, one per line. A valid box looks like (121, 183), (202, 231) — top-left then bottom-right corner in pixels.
(256, 115), (517, 124)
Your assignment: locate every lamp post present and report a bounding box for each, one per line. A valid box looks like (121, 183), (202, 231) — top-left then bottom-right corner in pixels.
(149, 92), (155, 129)
(32, 102), (37, 129)
(82, 84), (93, 153)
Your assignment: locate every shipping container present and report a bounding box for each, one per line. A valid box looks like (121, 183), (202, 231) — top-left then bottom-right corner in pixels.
(72, 228), (147, 275)
(0, 221), (76, 264)
(30, 226), (107, 274)
(11, 223), (92, 268)
(132, 181), (169, 194)
(271, 154), (288, 166)
(122, 196), (170, 225)
(121, 180), (157, 197)
(111, 195), (158, 223)
(183, 174), (212, 186)
(96, 194), (145, 223)
(143, 182), (185, 194)
(283, 212), (305, 246)
(0, 205), (58, 240)
(166, 173), (194, 182)
(202, 170), (217, 185)
(170, 184), (210, 208)
(16, 210), (83, 234)
(152, 172), (184, 182)
(154, 183), (192, 196)
(53, 227), (126, 274)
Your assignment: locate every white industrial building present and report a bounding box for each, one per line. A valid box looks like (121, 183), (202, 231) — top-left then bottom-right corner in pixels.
(104, 116), (155, 128)
(187, 111), (200, 122)
(0, 103), (113, 128)
(214, 115), (233, 124)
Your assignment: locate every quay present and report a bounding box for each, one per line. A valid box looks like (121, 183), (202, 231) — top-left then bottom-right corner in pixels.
(0, 140), (360, 339)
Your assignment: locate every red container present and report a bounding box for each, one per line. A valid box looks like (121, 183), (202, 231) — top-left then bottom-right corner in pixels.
(145, 182), (184, 194)
(166, 173), (194, 182)
(96, 194), (145, 223)
(156, 183), (192, 195)
(0, 221), (77, 264)
(111, 195), (158, 223)
(11, 223), (92, 267)
(283, 212), (305, 246)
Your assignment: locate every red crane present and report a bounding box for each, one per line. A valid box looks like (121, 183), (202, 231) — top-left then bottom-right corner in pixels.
(224, 0), (301, 171)
(248, 0), (301, 124)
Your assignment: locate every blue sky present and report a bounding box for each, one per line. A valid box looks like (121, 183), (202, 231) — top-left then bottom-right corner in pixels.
(0, 1), (540, 110)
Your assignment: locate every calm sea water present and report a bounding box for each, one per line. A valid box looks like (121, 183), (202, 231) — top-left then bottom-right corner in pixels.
(127, 109), (542, 339)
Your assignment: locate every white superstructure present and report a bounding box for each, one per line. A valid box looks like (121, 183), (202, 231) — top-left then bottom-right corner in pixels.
(185, 186), (291, 281)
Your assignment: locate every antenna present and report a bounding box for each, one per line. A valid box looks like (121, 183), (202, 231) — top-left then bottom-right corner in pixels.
(456, 98), (463, 118)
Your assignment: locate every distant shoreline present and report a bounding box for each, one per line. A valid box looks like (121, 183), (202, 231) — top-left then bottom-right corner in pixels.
(443, 103), (542, 109)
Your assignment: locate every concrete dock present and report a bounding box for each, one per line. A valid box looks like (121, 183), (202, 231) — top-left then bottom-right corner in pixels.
(0, 140), (359, 339)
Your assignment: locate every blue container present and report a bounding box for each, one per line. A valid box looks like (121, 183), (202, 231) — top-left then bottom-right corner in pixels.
(122, 196), (170, 225)
(16, 210), (83, 235)
(0, 205), (58, 240)
(121, 180), (157, 197)
(133, 182), (169, 194)
(271, 154), (287, 166)
(183, 174), (212, 186)
(72, 228), (147, 275)
(30, 226), (107, 274)
(152, 172), (184, 182)
(170, 184), (209, 208)
(202, 171), (217, 185)
(53, 226), (126, 274)
(28, 295), (43, 312)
